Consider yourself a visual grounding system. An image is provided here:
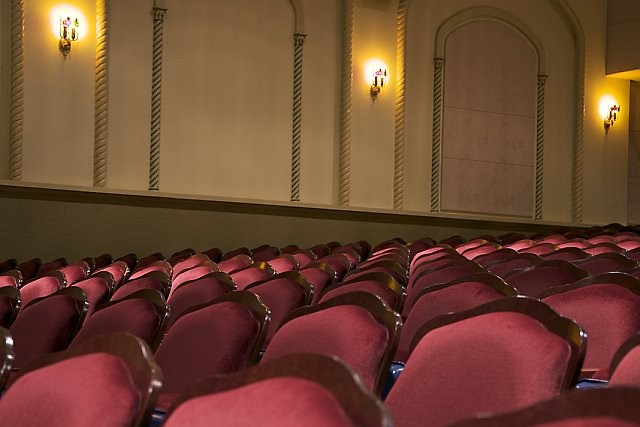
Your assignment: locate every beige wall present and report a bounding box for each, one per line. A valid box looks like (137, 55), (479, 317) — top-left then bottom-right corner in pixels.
(0, 0), (636, 261)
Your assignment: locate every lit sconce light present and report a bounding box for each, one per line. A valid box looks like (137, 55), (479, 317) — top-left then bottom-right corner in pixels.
(370, 68), (387, 102)
(59, 16), (80, 57)
(603, 104), (621, 133)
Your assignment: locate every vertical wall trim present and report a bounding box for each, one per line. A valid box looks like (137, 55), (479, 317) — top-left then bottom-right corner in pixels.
(430, 57), (445, 212)
(393, 0), (408, 210)
(149, 6), (167, 191)
(535, 74), (547, 220)
(94, 0), (109, 188)
(290, 33), (306, 202)
(8, 0), (24, 181)
(338, 0), (354, 206)
(547, 0), (584, 223)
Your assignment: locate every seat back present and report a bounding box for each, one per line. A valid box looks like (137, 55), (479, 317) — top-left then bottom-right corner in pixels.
(0, 270), (23, 288)
(10, 287), (88, 369)
(154, 291), (270, 410)
(449, 387), (640, 427)
(540, 272), (640, 377)
(300, 262), (336, 304)
(396, 273), (517, 362)
(70, 289), (169, 351)
(163, 353), (392, 427)
(318, 272), (406, 312)
(166, 272), (236, 326)
(385, 296), (585, 427)
(502, 259), (588, 297)
(262, 291), (402, 395)
(245, 271), (313, 342)
(1, 333), (162, 427)
(572, 252), (638, 275)
(608, 333), (640, 386)
(19, 272), (66, 309)
(72, 275), (114, 317)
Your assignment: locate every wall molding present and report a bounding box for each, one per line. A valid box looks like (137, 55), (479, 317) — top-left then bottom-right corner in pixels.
(9, 0), (24, 181)
(393, 0), (408, 210)
(94, 0), (109, 188)
(338, 0), (354, 206)
(149, 5), (167, 191)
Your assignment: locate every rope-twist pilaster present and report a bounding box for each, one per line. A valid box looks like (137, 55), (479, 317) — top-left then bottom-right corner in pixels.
(338, 0), (354, 206)
(572, 35), (585, 223)
(290, 33), (306, 202)
(534, 75), (547, 220)
(9, 0), (24, 181)
(149, 7), (167, 191)
(393, 0), (407, 210)
(94, 0), (109, 188)
(430, 58), (445, 212)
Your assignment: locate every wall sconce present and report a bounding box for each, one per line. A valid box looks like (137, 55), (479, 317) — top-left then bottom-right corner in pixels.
(59, 16), (79, 57)
(603, 104), (620, 133)
(370, 68), (387, 102)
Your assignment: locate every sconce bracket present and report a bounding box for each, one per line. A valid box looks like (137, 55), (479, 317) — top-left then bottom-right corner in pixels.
(370, 85), (381, 102)
(59, 38), (72, 57)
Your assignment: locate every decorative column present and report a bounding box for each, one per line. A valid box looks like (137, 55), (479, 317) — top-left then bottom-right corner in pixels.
(94, 0), (109, 187)
(534, 75), (547, 220)
(393, 0), (407, 210)
(430, 58), (445, 212)
(290, 33), (306, 202)
(9, 0), (24, 180)
(149, 5), (167, 191)
(338, 0), (354, 206)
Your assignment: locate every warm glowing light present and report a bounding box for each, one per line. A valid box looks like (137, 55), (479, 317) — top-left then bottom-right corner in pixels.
(598, 95), (618, 121)
(50, 4), (87, 40)
(364, 59), (388, 87)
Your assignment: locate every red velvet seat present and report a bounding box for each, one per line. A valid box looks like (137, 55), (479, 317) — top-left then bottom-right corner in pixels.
(0, 333), (162, 427)
(486, 253), (543, 277)
(0, 269), (22, 288)
(572, 252), (638, 275)
(502, 259), (588, 297)
(94, 261), (130, 288)
(162, 353), (392, 427)
(539, 272), (640, 379)
(290, 249), (317, 269)
(57, 261), (91, 286)
(318, 271), (406, 312)
(450, 387), (640, 427)
(300, 262), (337, 304)
(261, 291), (402, 395)
(10, 287), (88, 370)
(344, 259), (408, 287)
(229, 262), (276, 290)
(268, 254), (300, 273)
(16, 258), (42, 282)
(245, 271), (313, 342)
(472, 248), (518, 267)
(396, 273), (517, 362)
(608, 333), (640, 386)
(70, 273), (114, 317)
(166, 272), (236, 326)
(154, 291), (270, 411)
(385, 297), (585, 427)
(18, 271), (66, 311)
(69, 289), (169, 351)
(540, 246), (591, 261)
(218, 253), (254, 274)
(129, 260), (172, 281)
(170, 253), (213, 278)
(170, 263), (219, 293)
(111, 271), (170, 300)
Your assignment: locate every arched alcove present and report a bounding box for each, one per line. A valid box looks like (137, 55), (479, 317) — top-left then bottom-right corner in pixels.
(439, 18), (538, 217)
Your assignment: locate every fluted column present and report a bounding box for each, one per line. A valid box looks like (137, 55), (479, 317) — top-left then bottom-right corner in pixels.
(9, 0), (24, 180)
(290, 33), (306, 202)
(149, 6), (167, 191)
(94, 0), (109, 187)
